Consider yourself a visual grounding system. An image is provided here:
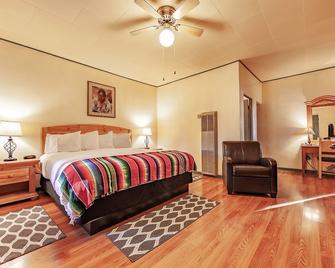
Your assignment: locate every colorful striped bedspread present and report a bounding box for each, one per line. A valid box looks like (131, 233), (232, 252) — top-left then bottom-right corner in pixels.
(54, 150), (196, 223)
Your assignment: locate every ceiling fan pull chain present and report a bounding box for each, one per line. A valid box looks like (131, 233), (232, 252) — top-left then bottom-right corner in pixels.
(161, 45), (166, 81)
(173, 41), (176, 58)
(162, 45), (165, 61)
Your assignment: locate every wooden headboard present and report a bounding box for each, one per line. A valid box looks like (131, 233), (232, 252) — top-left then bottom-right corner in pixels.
(41, 124), (131, 153)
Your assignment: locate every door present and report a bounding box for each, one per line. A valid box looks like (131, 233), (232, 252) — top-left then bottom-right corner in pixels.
(243, 95), (252, 141)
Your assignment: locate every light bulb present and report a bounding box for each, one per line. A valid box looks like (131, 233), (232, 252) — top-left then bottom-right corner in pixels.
(159, 28), (175, 47)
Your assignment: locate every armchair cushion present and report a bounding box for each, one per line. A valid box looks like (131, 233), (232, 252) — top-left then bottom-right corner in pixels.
(233, 165), (272, 178)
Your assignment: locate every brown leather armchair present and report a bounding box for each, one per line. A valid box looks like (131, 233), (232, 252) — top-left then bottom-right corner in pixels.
(222, 141), (277, 198)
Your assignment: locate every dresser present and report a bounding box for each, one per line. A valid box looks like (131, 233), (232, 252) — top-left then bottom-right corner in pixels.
(301, 144), (319, 175)
(0, 159), (39, 205)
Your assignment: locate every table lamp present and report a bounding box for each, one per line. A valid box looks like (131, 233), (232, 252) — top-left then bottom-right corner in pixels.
(304, 127), (315, 144)
(141, 128), (152, 149)
(0, 121), (23, 161)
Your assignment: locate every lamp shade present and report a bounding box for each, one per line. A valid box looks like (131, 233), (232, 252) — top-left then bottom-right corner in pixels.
(0, 121), (23, 137)
(304, 127), (315, 135)
(141, 128), (152, 136)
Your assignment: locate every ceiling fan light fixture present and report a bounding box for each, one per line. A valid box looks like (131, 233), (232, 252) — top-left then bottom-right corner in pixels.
(159, 28), (175, 47)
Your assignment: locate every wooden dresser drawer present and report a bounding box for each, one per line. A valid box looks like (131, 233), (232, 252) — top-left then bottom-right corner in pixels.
(0, 168), (30, 186)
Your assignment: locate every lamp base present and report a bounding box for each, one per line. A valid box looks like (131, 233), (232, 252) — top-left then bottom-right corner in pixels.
(308, 135), (312, 144)
(3, 136), (18, 162)
(144, 136), (150, 149)
(3, 158), (17, 162)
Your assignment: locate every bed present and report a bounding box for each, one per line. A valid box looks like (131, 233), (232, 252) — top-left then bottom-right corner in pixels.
(40, 124), (194, 235)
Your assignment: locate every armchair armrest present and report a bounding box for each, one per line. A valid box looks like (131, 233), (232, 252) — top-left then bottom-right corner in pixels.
(222, 156), (233, 194)
(260, 157), (277, 195)
(260, 157), (277, 167)
(224, 156), (232, 165)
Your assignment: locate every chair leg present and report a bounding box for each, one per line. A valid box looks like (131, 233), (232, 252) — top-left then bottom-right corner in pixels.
(270, 193), (277, 198)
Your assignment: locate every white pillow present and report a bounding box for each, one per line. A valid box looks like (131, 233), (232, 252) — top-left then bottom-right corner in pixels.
(45, 134), (58, 154)
(81, 131), (99, 150)
(99, 132), (114, 148)
(113, 133), (132, 148)
(57, 131), (81, 152)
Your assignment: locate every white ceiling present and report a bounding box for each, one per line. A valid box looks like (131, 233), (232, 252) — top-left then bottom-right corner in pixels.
(0, 0), (335, 86)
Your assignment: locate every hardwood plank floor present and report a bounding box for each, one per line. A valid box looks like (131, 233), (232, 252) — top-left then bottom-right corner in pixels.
(1, 171), (335, 268)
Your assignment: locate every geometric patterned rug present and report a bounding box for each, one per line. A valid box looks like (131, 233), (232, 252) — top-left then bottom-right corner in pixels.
(107, 194), (219, 262)
(0, 206), (65, 264)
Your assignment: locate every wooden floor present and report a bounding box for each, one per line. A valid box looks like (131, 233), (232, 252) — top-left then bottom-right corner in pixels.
(1, 171), (335, 268)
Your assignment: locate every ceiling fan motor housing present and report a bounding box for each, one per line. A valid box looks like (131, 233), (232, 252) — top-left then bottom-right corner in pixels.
(158, 5), (176, 27)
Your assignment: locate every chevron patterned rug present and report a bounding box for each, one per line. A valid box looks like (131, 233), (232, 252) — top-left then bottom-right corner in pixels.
(107, 194), (219, 262)
(0, 206), (65, 264)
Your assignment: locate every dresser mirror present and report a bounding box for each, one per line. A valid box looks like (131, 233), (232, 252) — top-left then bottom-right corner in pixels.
(306, 95), (335, 140)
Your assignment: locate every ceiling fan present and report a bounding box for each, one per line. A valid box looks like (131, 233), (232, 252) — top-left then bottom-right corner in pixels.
(131, 0), (204, 47)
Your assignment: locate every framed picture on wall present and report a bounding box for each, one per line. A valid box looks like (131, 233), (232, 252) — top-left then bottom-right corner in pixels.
(87, 81), (116, 118)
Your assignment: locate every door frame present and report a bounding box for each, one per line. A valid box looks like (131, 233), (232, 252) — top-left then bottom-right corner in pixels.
(243, 95), (253, 141)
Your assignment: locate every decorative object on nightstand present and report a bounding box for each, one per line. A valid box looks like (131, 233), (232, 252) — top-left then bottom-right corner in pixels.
(140, 128), (152, 149)
(0, 159), (39, 205)
(24, 155), (36, 159)
(304, 127), (315, 144)
(0, 121), (22, 161)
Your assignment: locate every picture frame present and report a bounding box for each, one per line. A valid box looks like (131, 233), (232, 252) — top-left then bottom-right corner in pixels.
(87, 81), (116, 118)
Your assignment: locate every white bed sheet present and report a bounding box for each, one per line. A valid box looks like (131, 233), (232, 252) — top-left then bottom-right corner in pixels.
(40, 148), (161, 182)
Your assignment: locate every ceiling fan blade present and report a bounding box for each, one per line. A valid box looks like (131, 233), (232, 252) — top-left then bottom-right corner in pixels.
(176, 24), (204, 37)
(130, 25), (159, 36)
(174, 0), (200, 20)
(109, 17), (154, 30)
(181, 16), (224, 31)
(134, 0), (161, 18)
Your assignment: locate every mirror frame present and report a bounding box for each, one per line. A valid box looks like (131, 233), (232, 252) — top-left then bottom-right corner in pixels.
(305, 95), (335, 128)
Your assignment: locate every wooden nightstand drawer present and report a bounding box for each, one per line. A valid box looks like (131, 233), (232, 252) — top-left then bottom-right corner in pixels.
(0, 160), (39, 205)
(0, 168), (30, 186)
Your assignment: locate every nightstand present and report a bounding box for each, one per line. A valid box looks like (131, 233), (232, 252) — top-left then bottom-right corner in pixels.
(0, 159), (39, 205)
(301, 144), (319, 176)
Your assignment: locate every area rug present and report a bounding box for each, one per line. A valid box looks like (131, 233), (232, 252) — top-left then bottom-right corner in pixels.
(107, 194), (219, 262)
(0, 206), (65, 264)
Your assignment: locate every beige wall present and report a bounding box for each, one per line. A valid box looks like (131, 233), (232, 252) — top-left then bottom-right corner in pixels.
(0, 41), (157, 160)
(157, 62), (241, 175)
(259, 68), (335, 169)
(239, 63), (262, 140)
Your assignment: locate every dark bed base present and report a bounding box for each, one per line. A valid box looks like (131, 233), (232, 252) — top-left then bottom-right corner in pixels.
(41, 172), (192, 235)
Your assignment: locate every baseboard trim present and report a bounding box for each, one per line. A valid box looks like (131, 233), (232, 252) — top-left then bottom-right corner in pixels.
(194, 171), (223, 179)
(278, 167), (301, 172)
